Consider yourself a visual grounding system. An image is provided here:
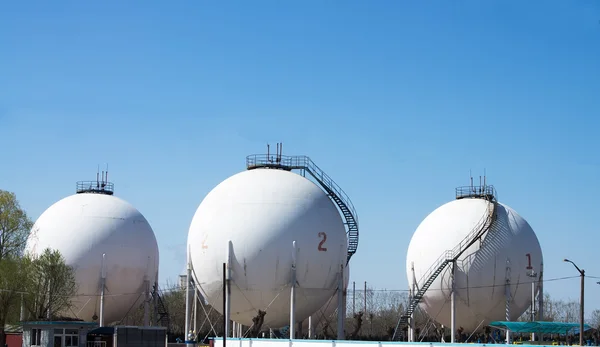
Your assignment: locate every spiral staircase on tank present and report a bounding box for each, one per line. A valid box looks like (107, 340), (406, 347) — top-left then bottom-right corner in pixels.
(392, 185), (498, 340)
(246, 153), (359, 264)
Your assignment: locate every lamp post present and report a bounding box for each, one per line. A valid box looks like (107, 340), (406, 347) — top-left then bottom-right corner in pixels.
(564, 259), (585, 346)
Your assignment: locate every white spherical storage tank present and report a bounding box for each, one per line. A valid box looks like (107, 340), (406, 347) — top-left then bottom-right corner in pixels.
(188, 168), (348, 328)
(406, 194), (543, 333)
(25, 183), (159, 324)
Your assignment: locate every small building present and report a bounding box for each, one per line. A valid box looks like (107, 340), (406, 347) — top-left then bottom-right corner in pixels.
(21, 321), (98, 347)
(5, 324), (23, 347)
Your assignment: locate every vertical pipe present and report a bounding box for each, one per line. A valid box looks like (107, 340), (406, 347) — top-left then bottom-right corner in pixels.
(185, 248), (191, 341)
(580, 271), (585, 347)
(531, 276), (536, 341)
(308, 316), (313, 339)
(232, 322), (237, 338)
(225, 241), (233, 339)
(538, 262), (544, 341)
(222, 262), (227, 347)
(505, 259), (511, 344)
(193, 283), (198, 336)
(450, 261), (456, 343)
(99, 253), (106, 327)
(290, 241), (297, 340)
(337, 264), (345, 340)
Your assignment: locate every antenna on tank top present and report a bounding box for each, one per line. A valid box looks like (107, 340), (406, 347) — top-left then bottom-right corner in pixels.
(470, 169), (474, 194)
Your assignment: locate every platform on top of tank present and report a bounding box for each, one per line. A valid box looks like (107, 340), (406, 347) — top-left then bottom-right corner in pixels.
(247, 163), (293, 171)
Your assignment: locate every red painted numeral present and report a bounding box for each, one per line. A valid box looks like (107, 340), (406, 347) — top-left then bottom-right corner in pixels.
(525, 253), (532, 269)
(318, 232), (328, 251)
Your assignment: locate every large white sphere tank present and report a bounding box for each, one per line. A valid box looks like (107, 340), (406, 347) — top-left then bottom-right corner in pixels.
(188, 168), (348, 328)
(406, 196), (543, 332)
(25, 186), (159, 324)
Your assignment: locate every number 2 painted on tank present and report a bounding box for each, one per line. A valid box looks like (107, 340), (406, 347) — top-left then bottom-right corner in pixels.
(318, 232), (328, 252)
(525, 253), (532, 270)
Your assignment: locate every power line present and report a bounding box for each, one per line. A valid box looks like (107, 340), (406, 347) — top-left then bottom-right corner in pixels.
(349, 275), (583, 293)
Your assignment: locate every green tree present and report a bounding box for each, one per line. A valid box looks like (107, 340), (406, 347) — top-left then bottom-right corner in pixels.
(0, 190), (33, 259)
(23, 248), (78, 320)
(0, 190), (34, 347)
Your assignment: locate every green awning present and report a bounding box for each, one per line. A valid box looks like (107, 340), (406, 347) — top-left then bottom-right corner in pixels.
(489, 321), (593, 334)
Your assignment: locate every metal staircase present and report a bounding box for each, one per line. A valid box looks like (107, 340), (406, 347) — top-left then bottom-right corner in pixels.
(392, 185), (498, 339)
(247, 154), (359, 263)
(152, 283), (170, 330)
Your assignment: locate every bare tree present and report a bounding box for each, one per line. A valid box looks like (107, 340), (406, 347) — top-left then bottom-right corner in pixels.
(588, 309), (600, 329)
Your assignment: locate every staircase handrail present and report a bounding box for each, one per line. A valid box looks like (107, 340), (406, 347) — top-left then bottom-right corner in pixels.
(412, 198), (496, 302)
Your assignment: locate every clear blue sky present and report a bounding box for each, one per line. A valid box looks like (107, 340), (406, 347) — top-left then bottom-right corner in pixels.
(1, 0), (599, 316)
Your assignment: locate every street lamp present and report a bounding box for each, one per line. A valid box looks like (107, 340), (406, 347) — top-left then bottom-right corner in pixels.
(564, 259), (585, 346)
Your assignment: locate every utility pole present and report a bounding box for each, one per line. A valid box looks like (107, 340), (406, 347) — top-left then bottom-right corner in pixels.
(564, 259), (585, 347)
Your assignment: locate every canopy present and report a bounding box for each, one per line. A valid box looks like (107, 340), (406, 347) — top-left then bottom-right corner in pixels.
(489, 321), (593, 335)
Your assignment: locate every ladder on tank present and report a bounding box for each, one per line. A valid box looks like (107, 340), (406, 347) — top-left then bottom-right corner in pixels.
(246, 154), (359, 264)
(392, 187), (498, 340)
(152, 284), (171, 330)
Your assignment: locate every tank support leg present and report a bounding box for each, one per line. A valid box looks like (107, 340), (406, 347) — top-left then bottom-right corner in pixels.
(450, 261), (456, 343)
(505, 258), (512, 344)
(225, 240), (233, 339)
(337, 263), (346, 340)
(538, 262), (544, 341)
(290, 241), (297, 339)
(185, 247), (192, 342)
(409, 262), (417, 342)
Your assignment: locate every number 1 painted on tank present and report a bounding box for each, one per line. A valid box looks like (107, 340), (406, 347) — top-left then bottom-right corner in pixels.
(525, 253), (532, 270)
(318, 232), (328, 251)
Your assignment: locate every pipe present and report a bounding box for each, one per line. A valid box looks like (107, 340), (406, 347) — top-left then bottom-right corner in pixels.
(225, 241), (233, 338)
(185, 248), (191, 341)
(290, 241), (297, 339)
(99, 253), (106, 327)
(450, 261), (456, 343)
(337, 264), (345, 340)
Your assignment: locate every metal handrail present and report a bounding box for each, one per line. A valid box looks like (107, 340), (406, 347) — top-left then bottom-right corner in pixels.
(246, 154), (359, 226)
(456, 185), (497, 200)
(76, 181), (114, 195)
(414, 199), (495, 291)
